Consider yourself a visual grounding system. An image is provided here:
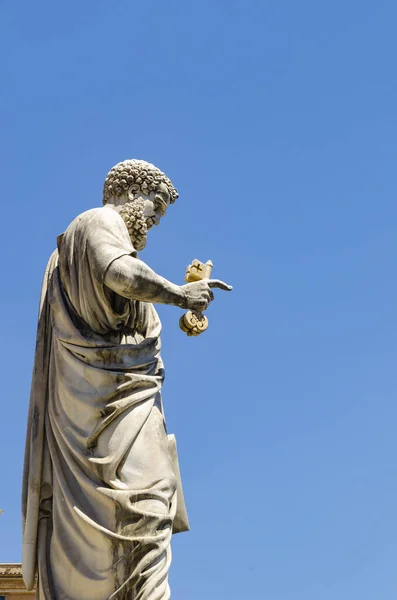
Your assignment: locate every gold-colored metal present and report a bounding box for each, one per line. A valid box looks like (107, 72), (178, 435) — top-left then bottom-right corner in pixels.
(184, 259), (213, 282)
(180, 259), (213, 336)
(179, 311), (209, 336)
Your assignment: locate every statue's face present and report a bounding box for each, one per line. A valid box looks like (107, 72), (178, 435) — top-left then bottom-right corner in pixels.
(113, 181), (171, 250)
(117, 181), (171, 230)
(140, 182), (171, 229)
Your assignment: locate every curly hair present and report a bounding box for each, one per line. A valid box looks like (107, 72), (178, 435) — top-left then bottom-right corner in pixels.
(102, 159), (179, 205)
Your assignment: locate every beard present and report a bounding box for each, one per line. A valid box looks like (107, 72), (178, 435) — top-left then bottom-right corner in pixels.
(119, 199), (149, 251)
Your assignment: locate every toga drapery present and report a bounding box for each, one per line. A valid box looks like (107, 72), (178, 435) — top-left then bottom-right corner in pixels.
(22, 206), (188, 600)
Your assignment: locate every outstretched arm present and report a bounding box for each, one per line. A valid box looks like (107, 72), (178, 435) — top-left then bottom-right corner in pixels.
(104, 255), (231, 312)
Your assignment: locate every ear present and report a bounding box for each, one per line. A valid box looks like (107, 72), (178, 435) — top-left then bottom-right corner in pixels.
(128, 183), (140, 201)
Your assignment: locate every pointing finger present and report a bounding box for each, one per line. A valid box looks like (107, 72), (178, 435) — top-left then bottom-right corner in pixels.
(207, 279), (233, 291)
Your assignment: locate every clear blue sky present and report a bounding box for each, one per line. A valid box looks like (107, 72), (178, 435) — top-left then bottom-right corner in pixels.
(1, 1), (397, 598)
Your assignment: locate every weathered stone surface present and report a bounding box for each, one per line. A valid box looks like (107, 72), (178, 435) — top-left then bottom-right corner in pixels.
(0, 564), (35, 598)
(23, 160), (231, 599)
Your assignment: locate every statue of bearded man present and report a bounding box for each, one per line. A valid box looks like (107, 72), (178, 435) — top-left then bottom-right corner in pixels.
(22, 160), (231, 600)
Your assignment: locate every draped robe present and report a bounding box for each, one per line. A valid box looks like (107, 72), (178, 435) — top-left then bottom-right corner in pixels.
(22, 207), (188, 600)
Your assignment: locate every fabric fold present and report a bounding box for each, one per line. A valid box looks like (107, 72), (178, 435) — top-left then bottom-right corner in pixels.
(23, 207), (188, 600)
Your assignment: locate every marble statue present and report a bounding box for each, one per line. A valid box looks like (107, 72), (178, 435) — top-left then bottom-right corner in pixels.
(22, 159), (231, 600)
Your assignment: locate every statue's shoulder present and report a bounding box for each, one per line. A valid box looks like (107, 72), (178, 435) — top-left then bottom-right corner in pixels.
(66, 206), (121, 233)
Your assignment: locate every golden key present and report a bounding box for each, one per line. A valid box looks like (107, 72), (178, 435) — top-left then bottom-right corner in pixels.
(179, 259), (213, 336)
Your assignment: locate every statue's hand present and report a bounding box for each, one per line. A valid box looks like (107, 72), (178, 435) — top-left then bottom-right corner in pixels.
(180, 279), (232, 312)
